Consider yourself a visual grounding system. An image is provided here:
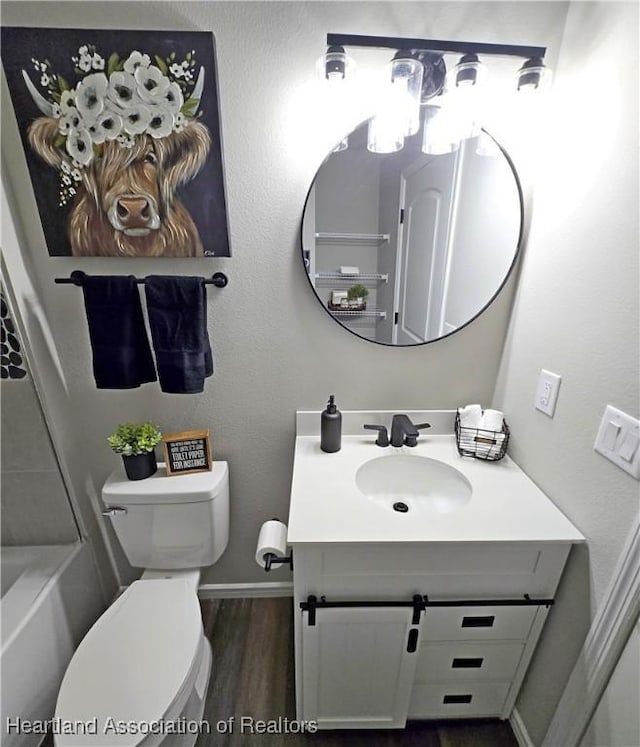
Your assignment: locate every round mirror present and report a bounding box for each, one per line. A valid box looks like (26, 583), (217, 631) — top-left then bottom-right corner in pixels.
(301, 118), (523, 345)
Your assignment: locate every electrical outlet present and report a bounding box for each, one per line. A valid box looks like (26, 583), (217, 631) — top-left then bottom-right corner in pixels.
(535, 369), (562, 417)
(594, 405), (640, 479)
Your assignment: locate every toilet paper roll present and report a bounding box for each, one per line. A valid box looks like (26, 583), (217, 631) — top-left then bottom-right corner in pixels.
(255, 520), (288, 568)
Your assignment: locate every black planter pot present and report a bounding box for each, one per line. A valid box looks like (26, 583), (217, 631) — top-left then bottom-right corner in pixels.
(122, 451), (157, 481)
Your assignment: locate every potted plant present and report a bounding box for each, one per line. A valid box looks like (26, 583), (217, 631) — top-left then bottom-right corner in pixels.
(347, 284), (369, 309)
(107, 422), (162, 481)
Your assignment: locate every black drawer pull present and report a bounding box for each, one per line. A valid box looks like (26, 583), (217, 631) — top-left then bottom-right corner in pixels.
(452, 657), (484, 669)
(443, 694), (473, 704)
(406, 628), (419, 653)
(462, 615), (495, 628)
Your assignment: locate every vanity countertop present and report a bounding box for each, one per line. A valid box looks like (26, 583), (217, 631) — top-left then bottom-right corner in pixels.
(287, 433), (585, 545)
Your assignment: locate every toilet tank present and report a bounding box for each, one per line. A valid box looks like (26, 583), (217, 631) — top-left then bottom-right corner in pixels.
(102, 461), (229, 569)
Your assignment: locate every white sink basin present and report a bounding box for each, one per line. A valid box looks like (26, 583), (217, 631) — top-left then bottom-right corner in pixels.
(355, 455), (472, 515)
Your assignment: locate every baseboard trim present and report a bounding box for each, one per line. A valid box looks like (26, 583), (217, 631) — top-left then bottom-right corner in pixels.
(198, 582), (294, 599)
(510, 707), (535, 747)
(543, 521), (640, 746)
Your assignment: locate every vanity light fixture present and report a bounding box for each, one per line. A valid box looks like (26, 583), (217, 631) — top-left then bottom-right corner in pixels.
(516, 56), (552, 93)
(316, 44), (355, 83)
(390, 51), (424, 136)
(320, 33), (549, 154)
(448, 53), (487, 139)
(367, 50), (424, 153)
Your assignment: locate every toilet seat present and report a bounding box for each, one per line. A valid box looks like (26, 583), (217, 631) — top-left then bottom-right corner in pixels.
(55, 578), (203, 746)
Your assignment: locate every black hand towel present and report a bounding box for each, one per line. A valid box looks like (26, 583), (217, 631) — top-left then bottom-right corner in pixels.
(81, 275), (157, 389)
(144, 276), (214, 394)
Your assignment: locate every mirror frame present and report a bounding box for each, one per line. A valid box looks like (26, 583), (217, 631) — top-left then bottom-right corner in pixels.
(300, 126), (525, 347)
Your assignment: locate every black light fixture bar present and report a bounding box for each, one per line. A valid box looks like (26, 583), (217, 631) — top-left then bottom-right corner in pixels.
(327, 33), (546, 61)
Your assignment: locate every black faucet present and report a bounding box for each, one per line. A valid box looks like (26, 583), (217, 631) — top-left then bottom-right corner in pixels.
(364, 415), (431, 447)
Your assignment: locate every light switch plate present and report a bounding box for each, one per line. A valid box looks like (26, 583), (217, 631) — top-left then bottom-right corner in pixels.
(535, 369), (562, 417)
(594, 405), (640, 480)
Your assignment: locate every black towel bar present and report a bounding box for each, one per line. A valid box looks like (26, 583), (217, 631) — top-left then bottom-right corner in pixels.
(55, 270), (228, 288)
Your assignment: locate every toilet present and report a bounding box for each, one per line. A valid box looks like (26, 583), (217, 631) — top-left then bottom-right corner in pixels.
(54, 461), (229, 747)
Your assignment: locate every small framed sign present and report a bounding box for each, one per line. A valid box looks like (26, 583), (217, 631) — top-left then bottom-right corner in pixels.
(162, 429), (212, 476)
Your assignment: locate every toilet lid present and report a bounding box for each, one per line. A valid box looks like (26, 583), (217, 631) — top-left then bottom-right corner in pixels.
(55, 579), (202, 746)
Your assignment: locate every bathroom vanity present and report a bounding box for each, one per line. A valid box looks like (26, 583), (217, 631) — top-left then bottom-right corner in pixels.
(287, 411), (584, 729)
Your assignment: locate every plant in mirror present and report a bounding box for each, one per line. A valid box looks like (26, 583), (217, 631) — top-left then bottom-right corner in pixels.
(301, 115), (523, 346)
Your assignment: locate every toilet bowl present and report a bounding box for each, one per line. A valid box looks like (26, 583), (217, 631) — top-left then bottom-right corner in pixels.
(54, 463), (229, 747)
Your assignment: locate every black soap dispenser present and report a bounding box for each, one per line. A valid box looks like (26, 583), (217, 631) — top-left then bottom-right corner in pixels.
(321, 395), (342, 453)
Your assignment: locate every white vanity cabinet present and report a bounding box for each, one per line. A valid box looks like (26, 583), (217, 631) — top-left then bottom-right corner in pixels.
(292, 541), (572, 729)
(287, 421), (585, 730)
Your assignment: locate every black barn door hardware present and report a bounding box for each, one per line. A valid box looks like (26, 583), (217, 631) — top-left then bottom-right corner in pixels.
(300, 594), (427, 627)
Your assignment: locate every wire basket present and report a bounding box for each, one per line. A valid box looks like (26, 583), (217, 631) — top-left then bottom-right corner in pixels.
(455, 411), (510, 461)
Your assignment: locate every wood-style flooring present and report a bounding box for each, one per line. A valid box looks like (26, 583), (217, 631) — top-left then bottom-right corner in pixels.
(196, 597), (519, 747)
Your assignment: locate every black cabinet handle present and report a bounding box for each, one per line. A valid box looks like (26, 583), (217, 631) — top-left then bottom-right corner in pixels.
(451, 657), (484, 669)
(443, 694), (473, 704)
(406, 628), (419, 653)
(461, 615), (495, 628)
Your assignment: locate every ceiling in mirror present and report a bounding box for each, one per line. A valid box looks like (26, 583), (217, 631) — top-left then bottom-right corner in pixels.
(301, 119), (523, 346)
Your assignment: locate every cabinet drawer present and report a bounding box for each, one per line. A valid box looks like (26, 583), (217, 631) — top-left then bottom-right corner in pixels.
(408, 681), (510, 719)
(423, 605), (537, 641)
(415, 641), (525, 683)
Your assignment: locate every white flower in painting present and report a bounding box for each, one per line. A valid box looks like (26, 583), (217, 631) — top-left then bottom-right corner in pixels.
(71, 168), (82, 182)
(147, 108), (175, 139)
(161, 81), (183, 114)
(78, 45), (89, 56)
(121, 102), (152, 135)
(88, 109), (123, 143)
(78, 55), (92, 73)
(52, 102), (62, 118)
(169, 62), (184, 78)
(123, 51), (151, 75)
(40, 72), (50, 87)
(75, 73), (108, 120)
(135, 65), (170, 103)
(91, 53), (105, 71)
(108, 71), (139, 109)
(60, 160), (72, 175)
(65, 127), (93, 166)
(58, 107), (83, 135)
(60, 90), (76, 115)
(117, 132), (136, 149)
(62, 174), (72, 186)
(173, 112), (187, 133)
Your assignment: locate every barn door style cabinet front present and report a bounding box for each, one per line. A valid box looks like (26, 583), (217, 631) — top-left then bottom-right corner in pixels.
(292, 542), (572, 729)
(299, 598), (424, 729)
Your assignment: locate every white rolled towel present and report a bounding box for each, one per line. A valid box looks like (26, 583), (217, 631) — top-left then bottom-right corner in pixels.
(481, 409), (505, 433)
(459, 404), (483, 428)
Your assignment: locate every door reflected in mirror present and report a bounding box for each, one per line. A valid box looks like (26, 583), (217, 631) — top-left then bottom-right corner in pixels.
(301, 118), (523, 345)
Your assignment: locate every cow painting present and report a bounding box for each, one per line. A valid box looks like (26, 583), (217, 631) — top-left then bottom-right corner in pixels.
(1, 29), (230, 257)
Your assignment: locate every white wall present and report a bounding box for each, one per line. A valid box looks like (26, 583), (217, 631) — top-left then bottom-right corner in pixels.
(492, 2), (639, 743)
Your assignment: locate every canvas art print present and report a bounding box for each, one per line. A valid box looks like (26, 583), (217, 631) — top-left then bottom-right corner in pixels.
(1, 27), (231, 257)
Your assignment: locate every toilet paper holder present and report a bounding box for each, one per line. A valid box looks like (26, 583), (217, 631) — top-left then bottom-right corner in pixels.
(263, 551), (293, 572)
(257, 517), (292, 572)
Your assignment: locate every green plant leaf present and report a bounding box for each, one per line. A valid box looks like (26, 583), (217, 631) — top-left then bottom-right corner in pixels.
(107, 422), (162, 455)
(181, 97), (199, 116)
(57, 75), (70, 92)
(154, 55), (168, 75)
(107, 52), (120, 76)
